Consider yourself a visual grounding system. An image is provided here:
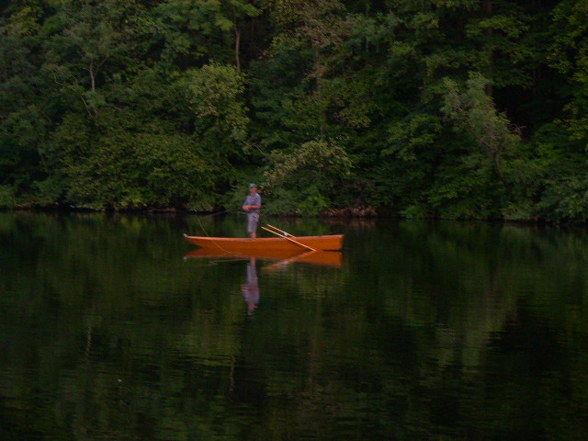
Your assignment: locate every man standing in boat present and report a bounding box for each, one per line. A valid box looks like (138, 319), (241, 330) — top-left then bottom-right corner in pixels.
(242, 183), (262, 238)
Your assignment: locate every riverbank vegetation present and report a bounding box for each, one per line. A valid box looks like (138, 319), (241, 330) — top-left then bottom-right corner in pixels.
(1, 0), (586, 221)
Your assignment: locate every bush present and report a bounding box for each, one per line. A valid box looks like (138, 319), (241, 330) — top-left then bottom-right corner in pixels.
(0, 185), (15, 209)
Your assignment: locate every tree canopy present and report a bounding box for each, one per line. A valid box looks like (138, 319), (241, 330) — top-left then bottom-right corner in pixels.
(1, 0), (586, 222)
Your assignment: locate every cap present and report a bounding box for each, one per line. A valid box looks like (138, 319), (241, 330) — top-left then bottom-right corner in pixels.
(248, 183), (258, 188)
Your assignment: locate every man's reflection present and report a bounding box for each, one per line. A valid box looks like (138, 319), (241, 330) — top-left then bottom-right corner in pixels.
(241, 257), (259, 314)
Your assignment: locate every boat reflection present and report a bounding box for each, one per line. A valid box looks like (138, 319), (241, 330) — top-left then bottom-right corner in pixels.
(184, 248), (343, 268)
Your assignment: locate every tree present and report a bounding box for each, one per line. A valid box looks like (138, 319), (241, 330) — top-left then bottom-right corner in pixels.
(442, 72), (521, 186)
(262, 139), (352, 215)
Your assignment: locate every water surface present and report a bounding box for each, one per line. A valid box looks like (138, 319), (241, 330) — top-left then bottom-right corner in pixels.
(1, 213), (587, 440)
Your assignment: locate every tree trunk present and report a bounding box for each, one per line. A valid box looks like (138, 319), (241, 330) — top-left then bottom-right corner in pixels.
(235, 25), (241, 72)
(313, 46), (326, 139)
(232, 6), (241, 72)
(89, 60), (96, 93)
(484, 0), (494, 97)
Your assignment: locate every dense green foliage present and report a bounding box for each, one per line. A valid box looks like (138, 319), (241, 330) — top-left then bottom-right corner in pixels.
(0, 0), (586, 221)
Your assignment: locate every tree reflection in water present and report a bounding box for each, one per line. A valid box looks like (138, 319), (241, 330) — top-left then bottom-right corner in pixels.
(0, 213), (587, 441)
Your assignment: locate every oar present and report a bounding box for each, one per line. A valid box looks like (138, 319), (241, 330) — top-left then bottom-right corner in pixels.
(260, 226), (317, 252)
(264, 224), (297, 239)
(264, 224), (317, 251)
(266, 224), (296, 237)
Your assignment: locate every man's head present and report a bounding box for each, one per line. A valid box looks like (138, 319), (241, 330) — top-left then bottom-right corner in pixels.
(249, 183), (258, 193)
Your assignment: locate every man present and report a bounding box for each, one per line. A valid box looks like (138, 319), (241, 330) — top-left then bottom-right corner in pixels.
(242, 183), (261, 238)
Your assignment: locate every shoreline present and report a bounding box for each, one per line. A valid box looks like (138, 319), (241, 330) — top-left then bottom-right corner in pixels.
(1, 204), (582, 225)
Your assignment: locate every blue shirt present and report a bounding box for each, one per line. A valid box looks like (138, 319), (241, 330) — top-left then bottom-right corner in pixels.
(243, 193), (261, 214)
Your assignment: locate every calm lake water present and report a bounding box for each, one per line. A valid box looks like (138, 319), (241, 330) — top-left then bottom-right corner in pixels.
(1, 212), (587, 441)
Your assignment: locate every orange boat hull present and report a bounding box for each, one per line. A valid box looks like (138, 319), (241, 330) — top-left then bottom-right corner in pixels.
(183, 234), (343, 252)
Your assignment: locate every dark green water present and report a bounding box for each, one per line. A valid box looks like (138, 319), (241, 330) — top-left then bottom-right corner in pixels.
(1, 213), (587, 441)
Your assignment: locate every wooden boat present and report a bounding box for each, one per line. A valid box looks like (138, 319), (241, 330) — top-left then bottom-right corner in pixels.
(183, 233), (343, 252)
(184, 248), (342, 267)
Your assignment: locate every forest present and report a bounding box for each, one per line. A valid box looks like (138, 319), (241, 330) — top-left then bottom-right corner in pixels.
(0, 0), (586, 221)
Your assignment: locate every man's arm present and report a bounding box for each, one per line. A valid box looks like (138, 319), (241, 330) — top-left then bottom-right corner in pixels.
(250, 194), (261, 209)
(243, 194), (261, 211)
